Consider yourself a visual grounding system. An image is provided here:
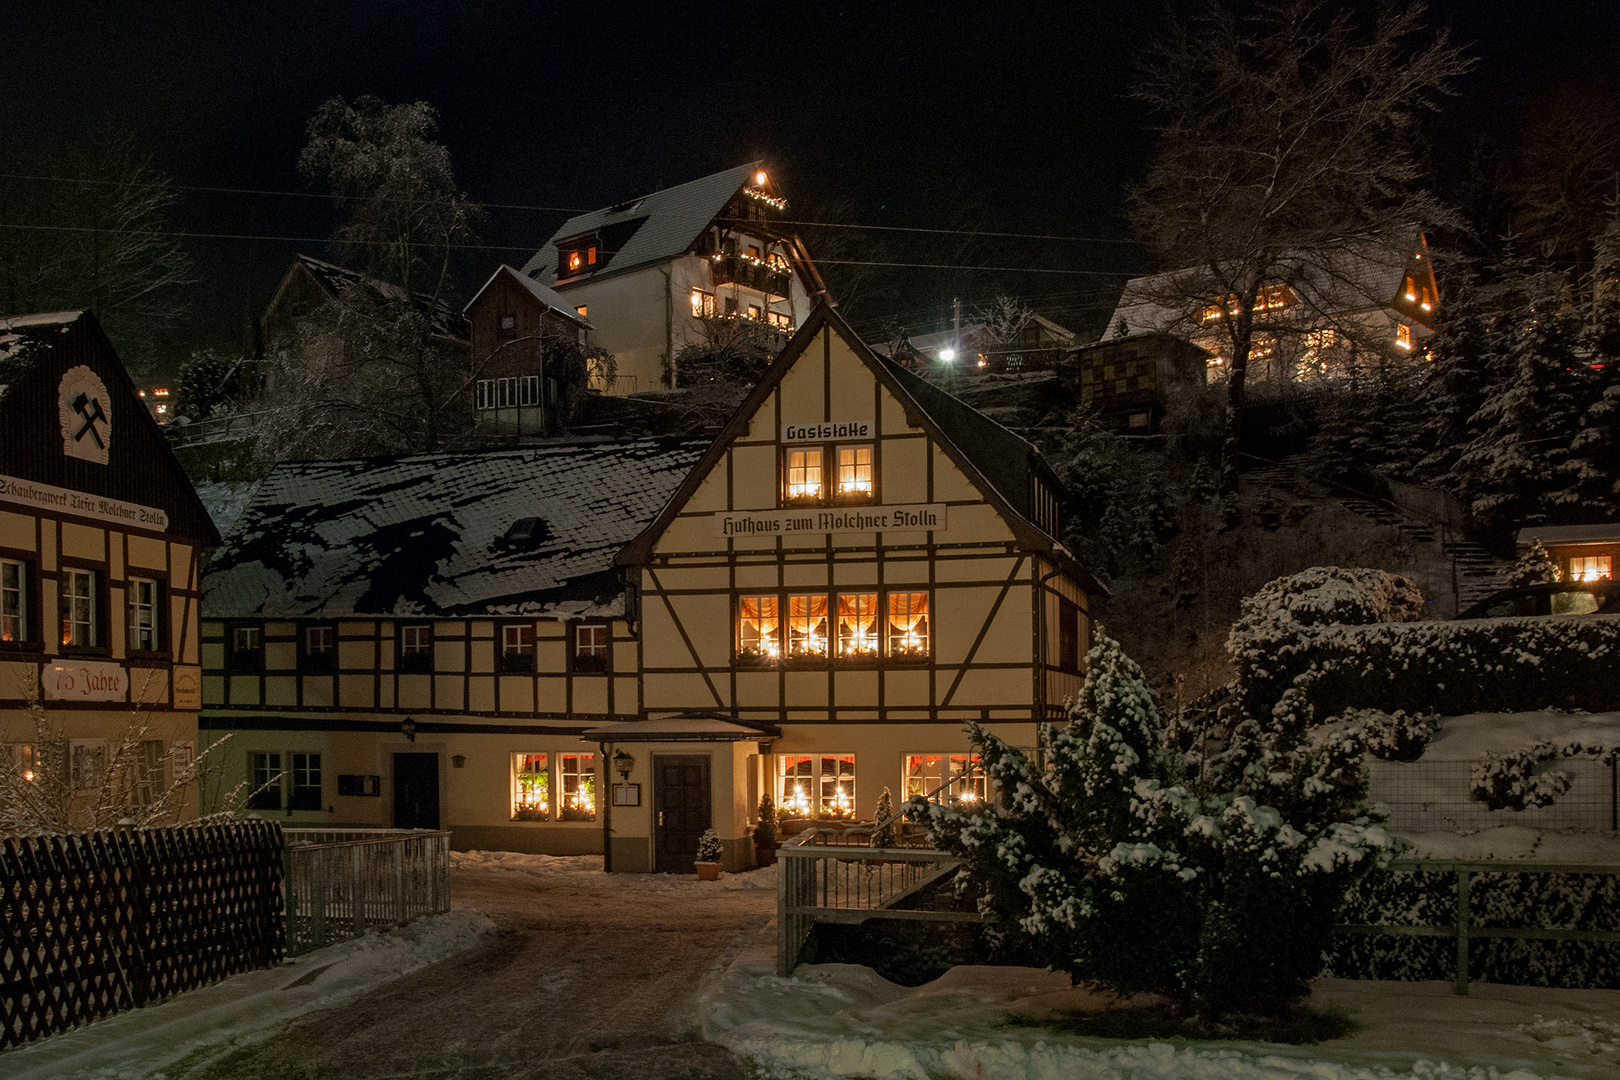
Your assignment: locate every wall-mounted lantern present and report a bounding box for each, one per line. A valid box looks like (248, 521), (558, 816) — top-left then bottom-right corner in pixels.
(451, 754), (465, 769)
(613, 749), (636, 780)
(402, 717), (416, 743)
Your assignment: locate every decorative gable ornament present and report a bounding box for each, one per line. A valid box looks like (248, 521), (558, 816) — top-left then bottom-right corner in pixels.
(59, 365), (112, 465)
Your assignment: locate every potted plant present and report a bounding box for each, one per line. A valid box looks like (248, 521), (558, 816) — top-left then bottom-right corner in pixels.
(753, 794), (778, 866)
(695, 828), (723, 881)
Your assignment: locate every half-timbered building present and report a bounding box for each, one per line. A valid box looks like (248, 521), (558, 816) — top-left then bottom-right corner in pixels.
(198, 303), (1103, 872)
(1, 311), (220, 823)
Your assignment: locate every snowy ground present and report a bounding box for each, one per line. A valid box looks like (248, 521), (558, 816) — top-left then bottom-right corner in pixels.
(705, 948), (1620, 1080)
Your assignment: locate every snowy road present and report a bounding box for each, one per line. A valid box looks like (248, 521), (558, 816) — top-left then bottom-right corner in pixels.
(5, 852), (778, 1080)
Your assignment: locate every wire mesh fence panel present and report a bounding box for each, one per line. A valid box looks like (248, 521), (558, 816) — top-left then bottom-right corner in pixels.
(1369, 758), (1618, 833)
(281, 830), (449, 956)
(0, 822), (285, 1049)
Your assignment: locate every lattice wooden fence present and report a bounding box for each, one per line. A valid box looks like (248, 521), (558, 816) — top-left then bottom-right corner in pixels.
(0, 821), (285, 1049)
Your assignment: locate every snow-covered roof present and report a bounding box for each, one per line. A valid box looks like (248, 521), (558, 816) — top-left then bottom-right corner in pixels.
(520, 162), (764, 286)
(1517, 523), (1620, 548)
(294, 255), (470, 341)
(204, 438), (707, 619)
(463, 265), (591, 327)
(1105, 231), (1426, 340)
(1, 310), (85, 329)
(580, 714), (780, 742)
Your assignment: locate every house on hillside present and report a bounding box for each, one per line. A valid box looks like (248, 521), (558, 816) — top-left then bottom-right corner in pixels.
(1106, 230), (1440, 385)
(198, 302), (1102, 873)
(884, 315), (1076, 374)
(1070, 332), (1211, 433)
(256, 254), (471, 360)
(0, 311), (220, 825)
(1517, 523), (1619, 582)
(463, 265), (595, 438)
(518, 163), (828, 395)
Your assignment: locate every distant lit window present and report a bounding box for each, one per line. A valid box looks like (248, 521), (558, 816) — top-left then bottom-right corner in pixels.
(1569, 556), (1613, 582)
(747, 244), (761, 260)
(559, 753), (595, 820)
(836, 593), (879, 658)
(767, 311), (792, 330)
(738, 596), (780, 660)
(1395, 323), (1412, 350)
(575, 305), (587, 319)
(787, 594), (829, 658)
(747, 304), (761, 320)
(568, 251), (583, 273)
(836, 445), (873, 499)
(2, 558), (30, 643)
(59, 569), (97, 649)
(127, 577), (160, 651)
(887, 592), (930, 658)
(785, 448), (823, 501)
(690, 289), (715, 318)
(586, 246), (597, 265)
(905, 753), (985, 805)
(512, 753), (549, 820)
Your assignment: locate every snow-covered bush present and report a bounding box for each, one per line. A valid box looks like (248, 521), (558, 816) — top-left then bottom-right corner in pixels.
(695, 828), (723, 864)
(1470, 740), (1615, 811)
(1508, 540), (1562, 587)
(1341, 708), (1439, 762)
(909, 633), (1396, 1017)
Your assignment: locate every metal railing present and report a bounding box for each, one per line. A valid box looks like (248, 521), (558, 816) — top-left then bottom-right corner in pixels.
(282, 828), (452, 955)
(1369, 759), (1620, 833)
(778, 829), (976, 975)
(1336, 858), (1620, 995)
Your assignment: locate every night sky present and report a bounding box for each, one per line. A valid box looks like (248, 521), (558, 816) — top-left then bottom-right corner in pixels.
(4, 1), (1619, 372)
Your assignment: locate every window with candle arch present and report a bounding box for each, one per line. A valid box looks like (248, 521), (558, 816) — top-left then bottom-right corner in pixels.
(776, 754), (855, 819)
(836, 445), (873, 500)
(887, 592), (930, 657)
(836, 593), (878, 658)
(738, 596), (780, 659)
(787, 594), (829, 658)
(905, 753), (985, 805)
(784, 448), (823, 502)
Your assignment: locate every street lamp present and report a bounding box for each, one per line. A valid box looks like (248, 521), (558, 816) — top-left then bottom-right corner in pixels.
(938, 347), (956, 364)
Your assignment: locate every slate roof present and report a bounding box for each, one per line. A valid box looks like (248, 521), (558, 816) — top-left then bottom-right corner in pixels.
(295, 255), (470, 341)
(520, 163), (763, 286)
(464, 265), (592, 327)
(204, 438), (707, 619)
(1106, 230), (1427, 340)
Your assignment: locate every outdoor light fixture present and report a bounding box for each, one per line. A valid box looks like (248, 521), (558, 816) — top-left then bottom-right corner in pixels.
(939, 347), (956, 363)
(755, 171), (767, 185)
(451, 755), (465, 769)
(402, 717), (416, 743)
(613, 749), (636, 780)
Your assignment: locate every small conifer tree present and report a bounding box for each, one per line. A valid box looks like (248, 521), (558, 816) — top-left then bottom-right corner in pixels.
(695, 828), (723, 864)
(871, 787), (896, 848)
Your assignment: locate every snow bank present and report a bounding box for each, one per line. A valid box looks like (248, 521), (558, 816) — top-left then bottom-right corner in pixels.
(450, 849), (778, 891)
(704, 959), (1620, 1079)
(1421, 711), (1620, 762)
(3, 909), (495, 1080)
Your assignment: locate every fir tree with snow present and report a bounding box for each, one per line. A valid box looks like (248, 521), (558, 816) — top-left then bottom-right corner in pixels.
(871, 787), (897, 849)
(695, 828), (723, 864)
(1507, 539), (1561, 587)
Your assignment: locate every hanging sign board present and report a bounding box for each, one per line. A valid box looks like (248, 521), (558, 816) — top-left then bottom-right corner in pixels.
(781, 420), (872, 443)
(0, 474), (169, 532)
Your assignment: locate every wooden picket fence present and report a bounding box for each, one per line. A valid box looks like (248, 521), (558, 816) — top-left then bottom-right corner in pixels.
(282, 829), (451, 955)
(0, 821), (286, 1049)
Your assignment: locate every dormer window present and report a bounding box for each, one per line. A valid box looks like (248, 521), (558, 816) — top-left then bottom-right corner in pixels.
(567, 251), (583, 273)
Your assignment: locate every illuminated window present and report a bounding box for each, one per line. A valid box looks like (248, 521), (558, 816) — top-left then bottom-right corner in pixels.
(567, 250), (583, 273)
(500, 623), (535, 672)
(836, 593), (879, 658)
(573, 622), (609, 673)
(126, 578), (160, 652)
(400, 624), (432, 672)
(836, 445), (873, 499)
(905, 754), (985, 805)
(738, 596), (780, 659)
(59, 569), (97, 649)
(559, 753), (595, 820)
(586, 246), (597, 266)
(776, 754), (855, 819)
(2, 559), (29, 643)
(11, 743), (38, 784)
(767, 311), (792, 330)
(748, 304), (761, 320)
(785, 448), (823, 501)
(575, 305), (587, 319)
(748, 244), (761, 260)
(887, 592), (930, 657)
(788, 594), (829, 658)
(512, 753), (549, 820)
(690, 289), (715, 318)
(1395, 323), (1412, 350)
(1569, 556), (1613, 581)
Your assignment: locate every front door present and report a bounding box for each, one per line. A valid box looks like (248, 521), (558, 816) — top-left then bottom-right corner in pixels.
(393, 752), (440, 829)
(654, 755), (711, 873)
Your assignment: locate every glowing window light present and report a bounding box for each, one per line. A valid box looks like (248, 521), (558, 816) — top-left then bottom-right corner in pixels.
(1395, 323), (1412, 350)
(887, 592), (930, 657)
(559, 753), (595, 820)
(836, 593), (879, 657)
(1569, 555), (1612, 582)
(785, 448), (823, 500)
(819, 754), (855, 819)
(512, 752), (549, 820)
(788, 594), (829, 658)
(738, 595), (781, 659)
(837, 445), (873, 497)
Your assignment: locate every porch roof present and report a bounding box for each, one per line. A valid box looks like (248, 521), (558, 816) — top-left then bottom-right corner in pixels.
(580, 713), (780, 742)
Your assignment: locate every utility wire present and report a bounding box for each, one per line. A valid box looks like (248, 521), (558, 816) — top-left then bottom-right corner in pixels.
(816, 258), (1135, 277)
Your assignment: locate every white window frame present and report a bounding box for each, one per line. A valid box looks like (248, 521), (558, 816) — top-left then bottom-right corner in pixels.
(512, 752), (550, 820)
(60, 568), (98, 649)
(520, 374), (541, 406)
(776, 753), (855, 819)
(2, 557), (28, 643)
(904, 753), (986, 805)
(127, 577), (160, 652)
(558, 753), (596, 821)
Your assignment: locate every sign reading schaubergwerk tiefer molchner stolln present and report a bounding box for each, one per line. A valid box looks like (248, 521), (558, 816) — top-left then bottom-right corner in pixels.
(0, 474), (169, 532)
(715, 503), (948, 538)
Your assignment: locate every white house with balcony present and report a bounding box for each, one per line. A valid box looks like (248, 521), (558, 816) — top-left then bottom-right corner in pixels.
(520, 163), (827, 395)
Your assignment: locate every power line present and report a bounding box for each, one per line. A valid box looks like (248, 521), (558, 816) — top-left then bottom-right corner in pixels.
(816, 258), (1135, 277)
(0, 173), (588, 214)
(767, 219), (1150, 245)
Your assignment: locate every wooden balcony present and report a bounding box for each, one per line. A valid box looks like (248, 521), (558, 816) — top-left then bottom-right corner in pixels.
(709, 255), (791, 299)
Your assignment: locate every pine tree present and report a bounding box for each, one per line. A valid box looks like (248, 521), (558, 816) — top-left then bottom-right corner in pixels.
(871, 788), (896, 848)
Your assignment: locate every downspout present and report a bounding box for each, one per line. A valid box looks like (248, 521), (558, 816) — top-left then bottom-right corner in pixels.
(599, 740), (612, 873)
(1037, 566), (1064, 722)
(662, 265), (674, 389)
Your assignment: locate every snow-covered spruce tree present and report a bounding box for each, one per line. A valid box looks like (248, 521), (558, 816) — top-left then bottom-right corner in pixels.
(910, 633), (1395, 1017)
(1506, 539), (1561, 587)
(871, 787), (897, 848)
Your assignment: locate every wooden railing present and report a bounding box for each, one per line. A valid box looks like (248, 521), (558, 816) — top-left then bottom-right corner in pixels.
(282, 829), (451, 955)
(777, 829), (976, 975)
(1335, 858), (1620, 994)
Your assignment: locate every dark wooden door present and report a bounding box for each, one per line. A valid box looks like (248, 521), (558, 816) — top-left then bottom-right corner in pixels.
(393, 753), (440, 829)
(654, 755), (711, 873)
